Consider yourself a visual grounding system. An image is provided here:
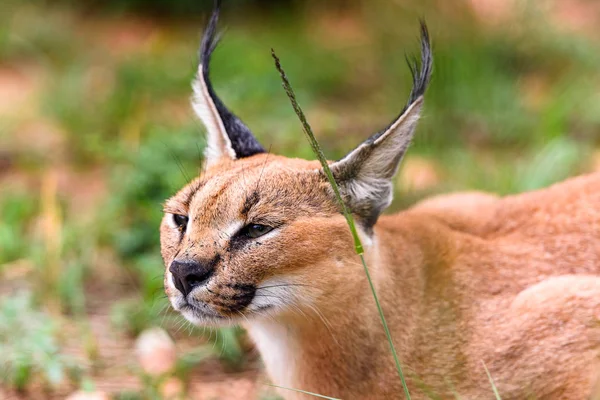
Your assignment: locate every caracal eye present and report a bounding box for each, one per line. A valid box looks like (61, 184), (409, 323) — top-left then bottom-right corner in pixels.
(172, 214), (189, 232)
(241, 224), (273, 239)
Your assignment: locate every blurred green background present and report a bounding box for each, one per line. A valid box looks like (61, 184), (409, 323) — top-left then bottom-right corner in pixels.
(1, 0), (599, 398)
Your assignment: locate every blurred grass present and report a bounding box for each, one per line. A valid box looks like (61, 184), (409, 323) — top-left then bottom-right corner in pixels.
(0, 0), (599, 397)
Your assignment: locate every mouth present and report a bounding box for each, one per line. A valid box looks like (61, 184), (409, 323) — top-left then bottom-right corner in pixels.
(177, 302), (228, 325)
(172, 296), (275, 326)
(166, 277), (293, 325)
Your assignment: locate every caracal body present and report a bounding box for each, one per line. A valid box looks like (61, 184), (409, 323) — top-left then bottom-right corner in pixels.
(161, 3), (600, 399)
(246, 171), (600, 399)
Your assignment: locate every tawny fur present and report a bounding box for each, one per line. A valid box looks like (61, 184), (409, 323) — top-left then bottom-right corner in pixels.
(161, 4), (599, 398)
(161, 153), (600, 399)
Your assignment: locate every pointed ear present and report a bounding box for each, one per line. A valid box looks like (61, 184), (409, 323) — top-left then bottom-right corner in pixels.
(330, 22), (432, 227)
(192, 1), (265, 167)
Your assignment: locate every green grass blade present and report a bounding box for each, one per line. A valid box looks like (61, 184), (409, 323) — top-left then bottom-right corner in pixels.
(482, 361), (502, 400)
(272, 49), (411, 400)
(265, 383), (342, 400)
(270, 49), (363, 255)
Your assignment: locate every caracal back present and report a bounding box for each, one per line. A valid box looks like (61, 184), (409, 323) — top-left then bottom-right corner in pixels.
(379, 172), (600, 398)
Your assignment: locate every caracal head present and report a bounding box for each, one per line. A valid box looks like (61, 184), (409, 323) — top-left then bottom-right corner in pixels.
(160, 2), (432, 326)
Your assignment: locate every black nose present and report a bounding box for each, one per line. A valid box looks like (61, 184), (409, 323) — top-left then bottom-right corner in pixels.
(169, 259), (214, 297)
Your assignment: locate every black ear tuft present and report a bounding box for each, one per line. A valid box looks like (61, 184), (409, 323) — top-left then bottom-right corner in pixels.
(198, 0), (265, 159)
(367, 21), (432, 144)
(406, 21), (433, 109)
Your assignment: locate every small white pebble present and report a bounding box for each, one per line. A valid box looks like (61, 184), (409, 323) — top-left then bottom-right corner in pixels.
(65, 391), (110, 400)
(135, 327), (177, 376)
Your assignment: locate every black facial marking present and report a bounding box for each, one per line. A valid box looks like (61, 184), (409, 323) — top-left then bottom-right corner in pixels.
(226, 282), (255, 291)
(218, 291), (255, 301)
(184, 180), (205, 208)
(227, 236), (247, 253)
(211, 285), (256, 312)
(241, 190), (260, 216)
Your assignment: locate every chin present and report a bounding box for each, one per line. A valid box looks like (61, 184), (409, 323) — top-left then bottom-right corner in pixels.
(179, 306), (236, 327)
(169, 297), (243, 327)
(171, 294), (282, 327)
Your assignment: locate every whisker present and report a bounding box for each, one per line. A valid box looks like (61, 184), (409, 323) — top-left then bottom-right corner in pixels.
(254, 145), (273, 193)
(306, 303), (340, 347)
(164, 142), (192, 184)
(257, 283), (316, 290)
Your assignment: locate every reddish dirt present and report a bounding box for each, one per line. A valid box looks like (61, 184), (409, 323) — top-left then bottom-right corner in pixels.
(0, 276), (271, 399)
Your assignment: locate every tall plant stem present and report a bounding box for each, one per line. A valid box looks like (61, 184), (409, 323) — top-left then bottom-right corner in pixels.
(272, 49), (412, 400)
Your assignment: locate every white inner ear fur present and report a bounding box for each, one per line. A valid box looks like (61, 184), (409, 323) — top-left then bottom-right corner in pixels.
(332, 97), (424, 210)
(373, 97), (424, 147)
(360, 96), (424, 179)
(191, 64), (236, 165)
